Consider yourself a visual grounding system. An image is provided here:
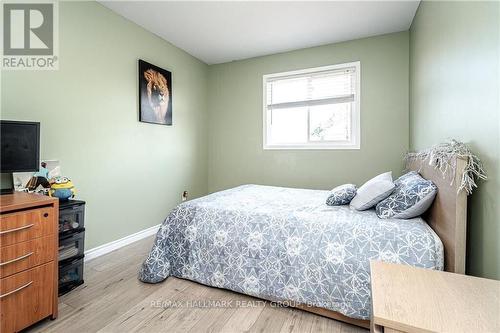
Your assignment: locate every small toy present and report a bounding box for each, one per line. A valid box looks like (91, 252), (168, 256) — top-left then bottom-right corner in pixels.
(49, 176), (76, 201)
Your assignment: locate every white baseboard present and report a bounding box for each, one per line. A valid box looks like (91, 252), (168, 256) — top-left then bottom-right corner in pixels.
(84, 224), (160, 262)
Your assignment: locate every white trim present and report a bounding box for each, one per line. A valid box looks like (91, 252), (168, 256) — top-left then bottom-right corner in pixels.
(262, 61), (361, 150)
(263, 142), (359, 150)
(263, 62), (359, 80)
(84, 224), (160, 262)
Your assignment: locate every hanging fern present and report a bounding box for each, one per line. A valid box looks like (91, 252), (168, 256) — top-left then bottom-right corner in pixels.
(405, 140), (487, 195)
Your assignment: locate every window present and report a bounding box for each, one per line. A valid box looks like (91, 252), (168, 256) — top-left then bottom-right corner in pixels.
(263, 62), (360, 150)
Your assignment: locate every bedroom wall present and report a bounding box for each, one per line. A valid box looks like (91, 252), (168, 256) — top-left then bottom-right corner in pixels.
(0, 2), (209, 249)
(410, 1), (500, 279)
(207, 32), (409, 193)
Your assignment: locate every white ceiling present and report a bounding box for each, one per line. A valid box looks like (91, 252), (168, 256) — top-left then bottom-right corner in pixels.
(100, 1), (420, 65)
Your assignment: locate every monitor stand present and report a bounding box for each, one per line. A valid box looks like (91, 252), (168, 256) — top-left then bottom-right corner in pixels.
(1, 173), (14, 195)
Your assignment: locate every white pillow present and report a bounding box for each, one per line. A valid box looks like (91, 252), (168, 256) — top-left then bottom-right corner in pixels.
(350, 172), (395, 211)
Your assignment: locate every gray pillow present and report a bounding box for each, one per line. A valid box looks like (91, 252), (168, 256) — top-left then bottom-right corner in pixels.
(326, 184), (357, 206)
(376, 171), (438, 219)
(350, 172), (395, 211)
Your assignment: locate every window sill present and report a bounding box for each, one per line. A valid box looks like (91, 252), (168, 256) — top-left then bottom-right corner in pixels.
(263, 143), (360, 150)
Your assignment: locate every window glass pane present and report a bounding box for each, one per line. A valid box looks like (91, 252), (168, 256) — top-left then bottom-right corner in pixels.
(309, 103), (351, 142)
(269, 107), (308, 144)
(268, 77), (308, 105)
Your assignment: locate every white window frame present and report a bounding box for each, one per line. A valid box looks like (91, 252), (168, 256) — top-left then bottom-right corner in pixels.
(262, 61), (361, 150)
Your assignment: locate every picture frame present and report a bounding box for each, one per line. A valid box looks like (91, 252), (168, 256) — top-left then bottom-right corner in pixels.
(138, 59), (173, 125)
(13, 159), (61, 193)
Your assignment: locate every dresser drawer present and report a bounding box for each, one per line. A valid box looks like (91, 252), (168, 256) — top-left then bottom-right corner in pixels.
(0, 235), (56, 278)
(0, 261), (55, 333)
(0, 207), (56, 246)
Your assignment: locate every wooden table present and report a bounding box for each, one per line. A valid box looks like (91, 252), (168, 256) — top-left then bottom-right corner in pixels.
(370, 261), (500, 333)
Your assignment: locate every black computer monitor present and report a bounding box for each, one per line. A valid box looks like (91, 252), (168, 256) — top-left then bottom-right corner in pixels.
(1, 120), (40, 173)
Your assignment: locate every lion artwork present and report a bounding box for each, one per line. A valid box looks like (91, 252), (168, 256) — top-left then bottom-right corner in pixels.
(143, 69), (170, 123)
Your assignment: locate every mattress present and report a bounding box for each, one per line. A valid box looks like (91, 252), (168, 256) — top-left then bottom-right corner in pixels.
(139, 184), (443, 320)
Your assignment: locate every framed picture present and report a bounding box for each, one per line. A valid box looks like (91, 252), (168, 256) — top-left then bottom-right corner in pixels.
(13, 159), (61, 193)
(138, 59), (172, 125)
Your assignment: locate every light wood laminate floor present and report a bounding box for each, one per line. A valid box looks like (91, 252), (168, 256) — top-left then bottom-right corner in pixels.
(27, 236), (367, 333)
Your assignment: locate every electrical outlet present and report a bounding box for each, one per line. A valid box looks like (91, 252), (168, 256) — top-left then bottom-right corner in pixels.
(182, 191), (188, 201)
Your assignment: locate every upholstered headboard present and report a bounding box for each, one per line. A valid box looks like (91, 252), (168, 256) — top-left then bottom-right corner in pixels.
(406, 157), (467, 274)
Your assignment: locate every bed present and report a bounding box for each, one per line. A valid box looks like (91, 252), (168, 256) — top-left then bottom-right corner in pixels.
(139, 157), (467, 328)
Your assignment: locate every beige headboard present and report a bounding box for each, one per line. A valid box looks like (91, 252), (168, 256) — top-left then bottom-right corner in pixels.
(406, 157), (467, 274)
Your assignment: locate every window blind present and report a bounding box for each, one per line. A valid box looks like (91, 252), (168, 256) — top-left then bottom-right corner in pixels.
(266, 67), (356, 110)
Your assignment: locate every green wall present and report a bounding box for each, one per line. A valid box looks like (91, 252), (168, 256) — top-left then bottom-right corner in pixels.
(207, 32), (410, 192)
(2, 1), (498, 280)
(410, 1), (500, 279)
(1, 2), (209, 249)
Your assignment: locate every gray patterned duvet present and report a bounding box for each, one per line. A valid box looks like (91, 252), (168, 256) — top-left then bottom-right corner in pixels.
(139, 185), (443, 320)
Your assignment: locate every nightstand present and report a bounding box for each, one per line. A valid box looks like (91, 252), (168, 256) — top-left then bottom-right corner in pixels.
(370, 261), (500, 333)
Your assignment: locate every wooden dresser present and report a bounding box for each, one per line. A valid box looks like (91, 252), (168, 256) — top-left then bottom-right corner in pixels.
(1, 193), (59, 333)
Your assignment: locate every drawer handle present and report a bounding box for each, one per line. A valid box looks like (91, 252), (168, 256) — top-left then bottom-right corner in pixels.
(0, 281), (33, 299)
(0, 252), (34, 266)
(0, 224), (34, 235)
